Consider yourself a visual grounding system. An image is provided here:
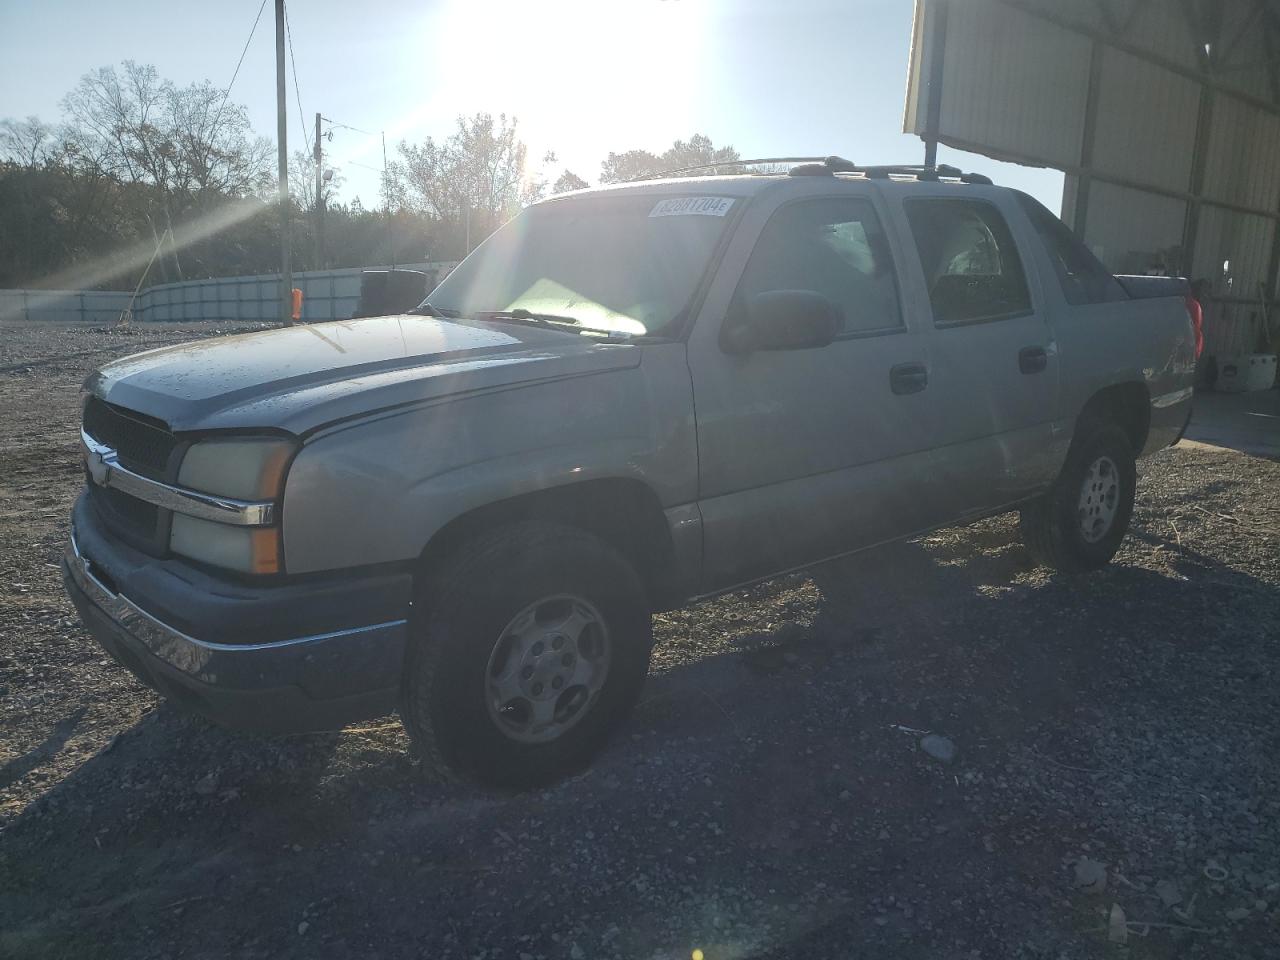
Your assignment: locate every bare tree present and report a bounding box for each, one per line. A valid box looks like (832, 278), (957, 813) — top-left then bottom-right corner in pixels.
(289, 149), (345, 212)
(51, 61), (273, 281)
(59, 61), (271, 204)
(0, 116), (57, 168)
(388, 113), (544, 234)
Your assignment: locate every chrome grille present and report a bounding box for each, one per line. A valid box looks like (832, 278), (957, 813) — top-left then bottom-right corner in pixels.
(82, 397), (175, 555)
(82, 397), (178, 478)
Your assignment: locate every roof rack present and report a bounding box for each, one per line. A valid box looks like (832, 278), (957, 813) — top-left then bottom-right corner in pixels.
(625, 155), (994, 185)
(788, 156), (993, 184)
(628, 157), (828, 182)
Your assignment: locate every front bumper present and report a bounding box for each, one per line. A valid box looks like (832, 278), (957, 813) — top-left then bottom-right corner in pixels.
(62, 493), (413, 733)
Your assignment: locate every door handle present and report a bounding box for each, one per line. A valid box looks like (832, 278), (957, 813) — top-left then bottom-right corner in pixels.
(1019, 346), (1048, 374)
(890, 361), (928, 395)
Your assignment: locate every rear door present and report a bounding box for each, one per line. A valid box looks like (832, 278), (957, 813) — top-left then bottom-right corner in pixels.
(687, 180), (944, 591)
(892, 190), (1062, 518)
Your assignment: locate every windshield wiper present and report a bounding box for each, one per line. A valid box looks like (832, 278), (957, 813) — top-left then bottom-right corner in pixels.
(408, 302), (461, 318)
(474, 308), (633, 339)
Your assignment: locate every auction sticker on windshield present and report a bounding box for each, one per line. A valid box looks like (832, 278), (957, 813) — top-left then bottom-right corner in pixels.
(649, 197), (735, 217)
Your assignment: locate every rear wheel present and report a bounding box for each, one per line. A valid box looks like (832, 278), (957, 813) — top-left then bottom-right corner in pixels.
(401, 522), (652, 787)
(1019, 424), (1136, 573)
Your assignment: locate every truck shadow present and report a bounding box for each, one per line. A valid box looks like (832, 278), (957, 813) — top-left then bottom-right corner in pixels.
(4, 517), (1277, 958)
(0, 706), (86, 792)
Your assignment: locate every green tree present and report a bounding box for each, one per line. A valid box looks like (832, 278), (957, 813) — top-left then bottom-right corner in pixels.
(551, 169), (590, 193)
(599, 134), (739, 183)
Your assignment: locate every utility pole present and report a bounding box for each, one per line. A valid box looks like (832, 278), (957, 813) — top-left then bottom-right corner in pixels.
(275, 0), (292, 326)
(382, 130), (396, 270)
(314, 112), (324, 271)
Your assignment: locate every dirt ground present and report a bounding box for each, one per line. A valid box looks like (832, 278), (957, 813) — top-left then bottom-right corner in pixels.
(2, 322), (1278, 960)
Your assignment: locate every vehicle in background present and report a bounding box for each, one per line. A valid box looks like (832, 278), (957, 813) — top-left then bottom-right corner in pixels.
(63, 157), (1198, 786)
(350, 268), (429, 319)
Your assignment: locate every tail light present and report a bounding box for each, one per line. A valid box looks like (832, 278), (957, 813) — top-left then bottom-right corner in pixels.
(1184, 293), (1204, 358)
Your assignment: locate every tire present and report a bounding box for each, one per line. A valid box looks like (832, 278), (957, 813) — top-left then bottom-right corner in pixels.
(401, 522), (652, 787)
(1019, 423), (1137, 573)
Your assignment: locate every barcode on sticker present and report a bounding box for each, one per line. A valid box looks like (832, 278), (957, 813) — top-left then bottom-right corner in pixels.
(649, 197), (735, 218)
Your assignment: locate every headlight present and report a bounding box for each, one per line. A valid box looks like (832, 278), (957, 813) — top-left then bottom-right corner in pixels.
(170, 437), (296, 574)
(178, 438), (294, 500)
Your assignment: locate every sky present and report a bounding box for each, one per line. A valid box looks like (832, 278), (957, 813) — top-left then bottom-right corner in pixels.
(0, 0), (1063, 210)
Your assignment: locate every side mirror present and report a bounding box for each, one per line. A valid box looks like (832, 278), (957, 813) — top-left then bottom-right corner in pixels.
(722, 290), (842, 353)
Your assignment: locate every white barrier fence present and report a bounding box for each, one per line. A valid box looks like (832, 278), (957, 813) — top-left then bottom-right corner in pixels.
(0, 289), (133, 324)
(1, 262), (457, 325)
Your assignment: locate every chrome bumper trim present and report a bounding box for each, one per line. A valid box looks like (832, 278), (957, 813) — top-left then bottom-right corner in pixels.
(67, 530), (407, 675)
(81, 429), (276, 527)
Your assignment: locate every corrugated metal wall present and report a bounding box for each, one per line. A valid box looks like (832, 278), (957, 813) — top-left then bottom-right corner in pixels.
(1082, 182), (1187, 276)
(935, 0), (1090, 167)
(906, 0), (1280, 359)
(1203, 96), (1280, 214)
(1091, 49), (1199, 194)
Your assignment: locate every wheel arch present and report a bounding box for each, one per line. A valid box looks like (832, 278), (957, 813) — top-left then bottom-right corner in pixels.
(1073, 382), (1150, 457)
(415, 478), (683, 612)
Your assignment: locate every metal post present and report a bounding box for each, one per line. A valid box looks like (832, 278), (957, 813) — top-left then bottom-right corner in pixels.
(382, 129), (396, 270)
(1071, 38), (1104, 236)
(314, 111), (324, 271)
(381, 131), (389, 211)
(275, 0), (292, 326)
(1181, 84), (1214, 279)
(921, 0), (950, 169)
(1265, 207), (1280, 309)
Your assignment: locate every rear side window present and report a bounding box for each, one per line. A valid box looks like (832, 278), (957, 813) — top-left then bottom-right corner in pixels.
(736, 197), (902, 335)
(905, 199), (1032, 326)
(1014, 192), (1127, 305)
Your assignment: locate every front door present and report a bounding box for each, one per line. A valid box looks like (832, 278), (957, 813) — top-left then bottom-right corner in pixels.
(688, 184), (944, 592)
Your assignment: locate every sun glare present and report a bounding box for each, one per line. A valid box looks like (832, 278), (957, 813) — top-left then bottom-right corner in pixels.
(432, 0), (710, 174)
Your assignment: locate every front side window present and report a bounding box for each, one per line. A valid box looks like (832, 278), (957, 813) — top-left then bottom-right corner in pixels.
(426, 195), (736, 337)
(905, 198), (1032, 326)
(1015, 192), (1127, 306)
(735, 197), (902, 335)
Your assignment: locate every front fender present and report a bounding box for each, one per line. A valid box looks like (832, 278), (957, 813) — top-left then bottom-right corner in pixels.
(281, 354), (696, 574)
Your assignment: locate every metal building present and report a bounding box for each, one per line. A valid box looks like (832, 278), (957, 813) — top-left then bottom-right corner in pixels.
(905, 0), (1280, 359)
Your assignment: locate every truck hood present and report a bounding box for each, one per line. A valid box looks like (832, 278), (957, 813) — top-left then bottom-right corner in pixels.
(87, 315), (641, 435)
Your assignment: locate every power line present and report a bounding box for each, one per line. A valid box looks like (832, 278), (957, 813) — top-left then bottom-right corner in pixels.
(321, 117), (374, 136)
(213, 0), (269, 130)
(284, 0), (311, 156)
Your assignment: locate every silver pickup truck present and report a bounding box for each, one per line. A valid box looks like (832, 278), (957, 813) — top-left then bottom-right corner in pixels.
(63, 158), (1198, 785)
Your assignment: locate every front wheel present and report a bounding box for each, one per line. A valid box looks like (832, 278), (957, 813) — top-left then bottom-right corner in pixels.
(1019, 424), (1137, 573)
(401, 522), (653, 787)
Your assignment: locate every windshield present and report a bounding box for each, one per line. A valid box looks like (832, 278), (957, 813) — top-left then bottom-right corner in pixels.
(424, 195), (736, 336)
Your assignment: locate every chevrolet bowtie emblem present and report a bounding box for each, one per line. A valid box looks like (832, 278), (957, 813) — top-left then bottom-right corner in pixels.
(86, 447), (113, 487)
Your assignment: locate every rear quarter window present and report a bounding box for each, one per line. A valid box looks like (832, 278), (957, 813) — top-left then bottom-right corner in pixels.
(1014, 192), (1127, 306)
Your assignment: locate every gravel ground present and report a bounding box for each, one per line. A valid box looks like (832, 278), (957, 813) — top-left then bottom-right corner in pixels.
(2, 321), (1278, 960)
